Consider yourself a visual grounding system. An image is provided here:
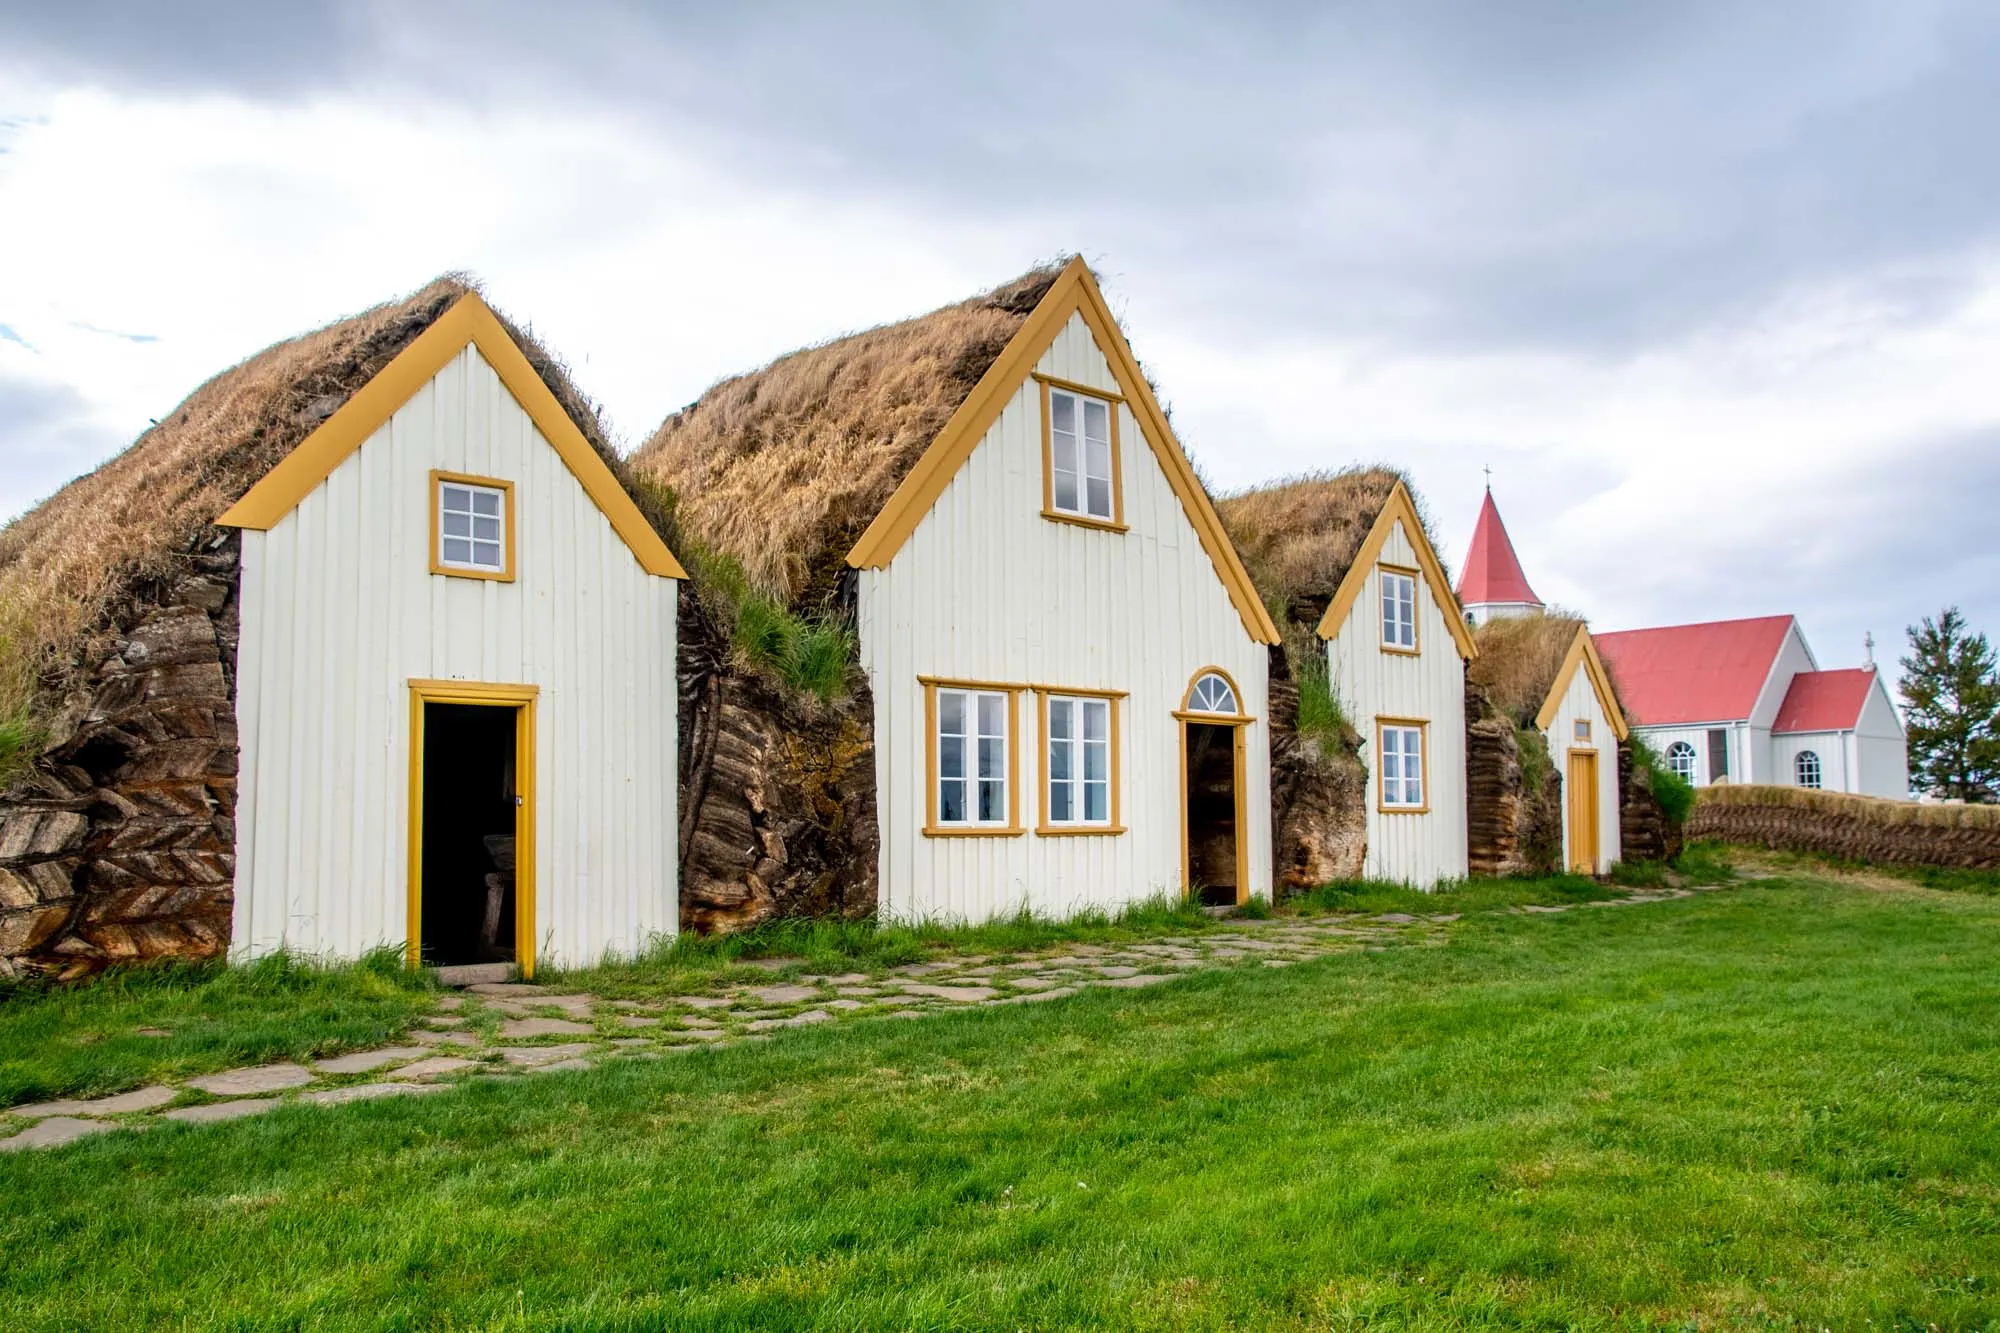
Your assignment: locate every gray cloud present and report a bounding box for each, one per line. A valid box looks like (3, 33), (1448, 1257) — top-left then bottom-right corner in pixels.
(7, 1), (1999, 357)
(0, 373), (123, 519)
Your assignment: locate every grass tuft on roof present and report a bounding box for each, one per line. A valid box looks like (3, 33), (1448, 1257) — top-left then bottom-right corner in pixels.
(0, 276), (666, 780)
(1468, 611), (1592, 728)
(1215, 467), (1415, 618)
(630, 262), (1068, 609)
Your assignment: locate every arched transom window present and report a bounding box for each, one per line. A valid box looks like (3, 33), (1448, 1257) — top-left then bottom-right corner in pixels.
(1186, 672), (1239, 715)
(1666, 741), (1698, 784)
(1795, 750), (1822, 790)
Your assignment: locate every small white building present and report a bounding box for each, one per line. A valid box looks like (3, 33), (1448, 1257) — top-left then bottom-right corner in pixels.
(218, 285), (687, 973)
(640, 258), (1282, 919)
(1595, 616), (1909, 799)
(1533, 627), (1629, 873)
(1316, 482), (1474, 886)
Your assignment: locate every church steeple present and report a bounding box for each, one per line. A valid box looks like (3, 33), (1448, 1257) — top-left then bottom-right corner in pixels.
(1456, 486), (1543, 626)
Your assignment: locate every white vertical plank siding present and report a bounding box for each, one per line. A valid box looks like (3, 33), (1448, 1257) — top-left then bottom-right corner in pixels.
(859, 313), (1271, 922)
(1542, 668), (1622, 873)
(1324, 519), (1469, 886)
(232, 345), (678, 966)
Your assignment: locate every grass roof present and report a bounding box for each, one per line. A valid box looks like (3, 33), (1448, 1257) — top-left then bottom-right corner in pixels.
(630, 262), (1067, 608)
(0, 275), (657, 737)
(1215, 468), (1412, 619)
(1468, 612), (1593, 727)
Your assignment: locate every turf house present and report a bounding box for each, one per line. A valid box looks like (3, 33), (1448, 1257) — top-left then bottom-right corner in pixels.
(1466, 615), (1630, 874)
(639, 257), (1286, 923)
(0, 279), (687, 979)
(1219, 470), (1467, 889)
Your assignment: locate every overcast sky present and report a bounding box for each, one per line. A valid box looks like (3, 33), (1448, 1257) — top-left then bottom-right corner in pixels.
(4, 1), (1997, 690)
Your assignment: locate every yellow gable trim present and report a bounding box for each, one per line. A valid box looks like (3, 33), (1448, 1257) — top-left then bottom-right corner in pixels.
(1536, 626), (1630, 741)
(216, 293), (687, 580)
(845, 258), (1280, 646)
(1313, 482), (1477, 660)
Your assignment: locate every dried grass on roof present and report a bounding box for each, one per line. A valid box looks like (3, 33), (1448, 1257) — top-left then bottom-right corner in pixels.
(631, 263), (1066, 607)
(1469, 612), (1591, 726)
(1215, 468), (1409, 615)
(0, 275), (647, 729)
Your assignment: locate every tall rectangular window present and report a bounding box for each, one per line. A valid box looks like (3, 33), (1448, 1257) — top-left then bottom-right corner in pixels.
(1380, 568), (1417, 651)
(936, 687), (1011, 827)
(431, 471), (514, 580)
(1046, 695), (1112, 826)
(1378, 722), (1426, 810)
(1046, 386), (1116, 522)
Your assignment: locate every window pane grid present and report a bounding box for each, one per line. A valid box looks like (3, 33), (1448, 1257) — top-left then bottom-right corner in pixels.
(1380, 571), (1416, 649)
(1667, 741), (1699, 784)
(1049, 388), (1115, 521)
(439, 480), (507, 572)
(1046, 695), (1112, 826)
(937, 689), (1009, 826)
(1188, 673), (1237, 715)
(1380, 725), (1425, 808)
(1795, 750), (1822, 790)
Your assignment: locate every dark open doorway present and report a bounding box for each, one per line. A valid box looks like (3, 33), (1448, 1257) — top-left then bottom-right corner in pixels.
(1185, 721), (1240, 906)
(419, 702), (519, 967)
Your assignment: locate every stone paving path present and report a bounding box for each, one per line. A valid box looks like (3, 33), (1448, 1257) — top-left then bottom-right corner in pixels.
(0, 890), (1700, 1153)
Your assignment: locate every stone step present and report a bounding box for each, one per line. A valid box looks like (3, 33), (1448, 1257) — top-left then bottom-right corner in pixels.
(433, 963), (517, 987)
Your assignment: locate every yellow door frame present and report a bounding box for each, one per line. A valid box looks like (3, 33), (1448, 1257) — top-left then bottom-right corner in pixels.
(1566, 747), (1599, 875)
(407, 679), (540, 977)
(1175, 667), (1255, 906)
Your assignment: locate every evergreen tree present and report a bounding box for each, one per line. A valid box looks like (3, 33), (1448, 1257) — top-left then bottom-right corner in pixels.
(1900, 608), (2000, 801)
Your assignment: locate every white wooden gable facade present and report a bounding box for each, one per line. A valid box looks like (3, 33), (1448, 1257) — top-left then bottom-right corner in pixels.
(1316, 485), (1474, 886)
(848, 259), (1282, 920)
(218, 296), (685, 973)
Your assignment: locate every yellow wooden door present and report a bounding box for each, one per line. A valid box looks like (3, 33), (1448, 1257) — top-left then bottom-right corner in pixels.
(1566, 750), (1599, 874)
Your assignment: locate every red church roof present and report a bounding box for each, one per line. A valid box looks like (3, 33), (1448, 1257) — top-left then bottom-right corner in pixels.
(1456, 490), (1542, 608)
(1772, 668), (1875, 734)
(1594, 615), (1794, 726)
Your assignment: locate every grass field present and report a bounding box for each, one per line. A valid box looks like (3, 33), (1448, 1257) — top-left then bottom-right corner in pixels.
(2, 862), (1997, 1328)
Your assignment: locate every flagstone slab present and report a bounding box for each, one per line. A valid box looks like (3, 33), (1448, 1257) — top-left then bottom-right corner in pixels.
(992, 986), (1079, 1004)
(421, 1016), (469, 1029)
(1008, 977), (1063, 991)
(497, 1043), (597, 1067)
(393, 1057), (481, 1079)
(301, 1082), (445, 1106)
(0, 1116), (120, 1151)
(677, 995), (737, 1010)
(1094, 966), (1141, 978)
(186, 1064), (316, 1097)
(835, 987), (880, 998)
(525, 1058), (595, 1073)
(163, 1098), (280, 1124)
(8, 1084), (178, 1119)
(1095, 974), (1173, 988)
(314, 1047), (429, 1076)
(740, 957), (806, 972)
(826, 999), (867, 1011)
(410, 1030), (482, 1047)
(499, 1017), (594, 1038)
(747, 1010), (832, 1032)
(747, 984), (823, 1005)
(899, 983), (998, 1002)
(616, 1015), (661, 1028)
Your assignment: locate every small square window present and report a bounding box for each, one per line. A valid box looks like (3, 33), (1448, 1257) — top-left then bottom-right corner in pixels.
(1574, 719), (1592, 743)
(432, 472), (513, 580)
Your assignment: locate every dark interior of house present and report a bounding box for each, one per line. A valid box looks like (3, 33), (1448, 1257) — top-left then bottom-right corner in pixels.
(419, 702), (518, 966)
(1185, 722), (1238, 907)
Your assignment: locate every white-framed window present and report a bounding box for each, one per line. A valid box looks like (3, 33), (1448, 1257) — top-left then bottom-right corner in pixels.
(434, 473), (511, 577)
(1380, 568), (1417, 651)
(1378, 722), (1426, 810)
(1795, 750), (1822, 790)
(1046, 695), (1112, 825)
(1048, 387), (1116, 522)
(1186, 672), (1239, 715)
(1667, 741), (1699, 785)
(1574, 719), (1592, 743)
(936, 687), (1010, 827)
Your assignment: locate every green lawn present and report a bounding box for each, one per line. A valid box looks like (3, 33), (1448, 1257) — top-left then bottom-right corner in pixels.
(3, 869), (1998, 1328)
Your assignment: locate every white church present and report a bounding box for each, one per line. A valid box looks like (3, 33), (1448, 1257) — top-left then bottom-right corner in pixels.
(1457, 490), (1910, 799)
